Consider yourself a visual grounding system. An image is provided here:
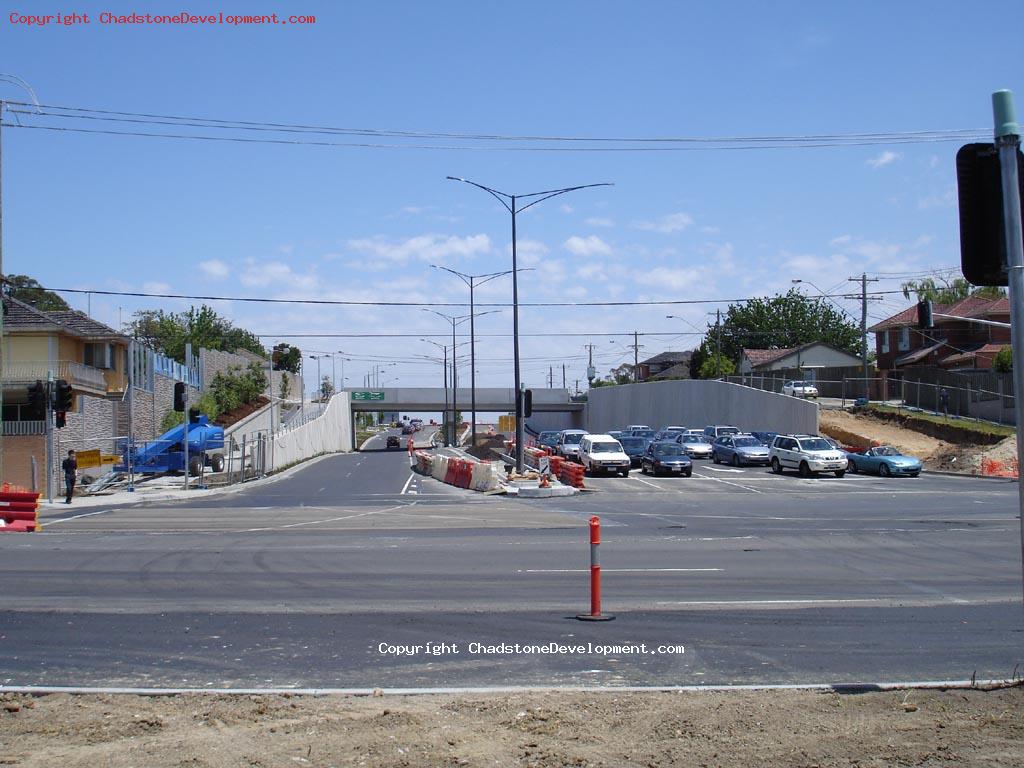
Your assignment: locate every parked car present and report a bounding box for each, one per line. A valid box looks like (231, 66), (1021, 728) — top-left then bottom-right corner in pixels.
(703, 425), (741, 440)
(626, 424), (651, 432)
(750, 431), (778, 446)
(782, 380), (819, 398)
(847, 445), (922, 477)
(712, 434), (771, 466)
(820, 436), (850, 464)
(607, 430), (624, 441)
(627, 428), (657, 440)
(537, 431), (561, 450)
(617, 436), (650, 467)
(386, 435), (401, 450)
(676, 433), (713, 459)
(641, 441), (693, 477)
(579, 434), (631, 477)
(653, 428), (686, 442)
(555, 429), (588, 462)
(769, 434), (847, 478)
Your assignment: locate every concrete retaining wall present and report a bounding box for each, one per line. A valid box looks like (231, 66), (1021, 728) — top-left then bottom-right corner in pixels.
(270, 392), (352, 471)
(585, 380), (818, 435)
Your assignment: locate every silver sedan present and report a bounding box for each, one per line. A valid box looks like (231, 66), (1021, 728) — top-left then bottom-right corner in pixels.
(677, 434), (713, 459)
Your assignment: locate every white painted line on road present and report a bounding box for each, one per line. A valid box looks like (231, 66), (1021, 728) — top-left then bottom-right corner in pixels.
(42, 509), (114, 525)
(400, 473), (416, 495)
(632, 476), (662, 490)
(693, 472), (764, 495)
(707, 467), (744, 473)
(520, 568), (723, 573)
(239, 502), (418, 532)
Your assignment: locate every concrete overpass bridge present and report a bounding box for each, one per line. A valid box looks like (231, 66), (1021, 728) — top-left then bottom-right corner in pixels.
(343, 387), (584, 414)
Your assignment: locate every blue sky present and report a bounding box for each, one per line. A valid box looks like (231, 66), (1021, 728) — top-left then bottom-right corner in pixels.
(2, 0), (1022, 395)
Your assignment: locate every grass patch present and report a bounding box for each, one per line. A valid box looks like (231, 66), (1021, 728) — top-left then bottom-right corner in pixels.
(865, 404), (1016, 439)
(355, 430), (375, 447)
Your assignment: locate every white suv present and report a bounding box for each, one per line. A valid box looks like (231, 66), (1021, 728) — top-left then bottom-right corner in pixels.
(769, 434), (847, 478)
(555, 429), (588, 462)
(579, 434), (631, 477)
(782, 380), (819, 398)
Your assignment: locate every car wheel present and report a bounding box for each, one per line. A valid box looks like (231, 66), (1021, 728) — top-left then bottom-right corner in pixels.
(771, 457), (782, 474)
(848, 460), (858, 474)
(620, 469), (629, 477)
(641, 463), (648, 475)
(731, 454), (740, 467)
(834, 470), (845, 478)
(188, 456), (203, 477)
(712, 452), (719, 464)
(798, 461), (812, 478)
(684, 469), (692, 477)
(879, 464), (892, 477)
(210, 454), (225, 473)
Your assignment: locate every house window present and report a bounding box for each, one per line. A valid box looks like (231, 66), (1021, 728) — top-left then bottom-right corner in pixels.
(879, 331), (889, 354)
(898, 327), (910, 352)
(84, 342), (114, 369)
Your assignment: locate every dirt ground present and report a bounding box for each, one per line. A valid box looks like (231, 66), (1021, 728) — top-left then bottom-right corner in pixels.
(819, 409), (1018, 476)
(2, 687), (1022, 767)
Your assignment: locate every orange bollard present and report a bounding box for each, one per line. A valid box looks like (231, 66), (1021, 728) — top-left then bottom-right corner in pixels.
(577, 516), (614, 621)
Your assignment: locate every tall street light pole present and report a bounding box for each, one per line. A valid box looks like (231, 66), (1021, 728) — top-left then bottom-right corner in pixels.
(308, 355), (322, 401)
(446, 177), (612, 473)
(420, 340), (450, 446)
(431, 265), (518, 450)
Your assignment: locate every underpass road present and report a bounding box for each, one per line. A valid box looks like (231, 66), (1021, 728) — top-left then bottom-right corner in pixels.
(4, 450), (1023, 688)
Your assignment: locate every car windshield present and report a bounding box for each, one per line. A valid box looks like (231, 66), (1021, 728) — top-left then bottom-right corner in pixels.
(733, 437), (761, 447)
(719, 427), (739, 435)
(654, 445), (685, 456)
(563, 433), (584, 444)
(798, 438), (833, 451)
(874, 446), (899, 456)
(632, 430), (655, 438)
(591, 442), (620, 453)
(619, 438), (645, 450)
(680, 436), (704, 444)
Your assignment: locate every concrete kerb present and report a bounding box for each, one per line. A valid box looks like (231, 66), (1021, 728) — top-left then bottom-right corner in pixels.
(0, 679), (1019, 697)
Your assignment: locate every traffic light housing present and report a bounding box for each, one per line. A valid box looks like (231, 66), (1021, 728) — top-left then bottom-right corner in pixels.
(27, 380), (46, 419)
(523, 388), (533, 418)
(955, 143), (1024, 287)
(54, 379), (73, 411)
(55, 411), (67, 429)
(917, 300), (934, 329)
(173, 381), (186, 412)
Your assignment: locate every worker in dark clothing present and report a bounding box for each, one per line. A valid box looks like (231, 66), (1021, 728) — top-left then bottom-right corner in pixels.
(61, 449), (77, 504)
(939, 387), (950, 419)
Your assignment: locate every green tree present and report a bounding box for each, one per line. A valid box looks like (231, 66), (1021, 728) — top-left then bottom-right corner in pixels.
(714, 289), (861, 363)
(127, 305), (266, 362)
(4, 275), (70, 311)
(272, 343), (303, 373)
(279, 372), (291, 400)
(994, 346), (1013, 373)
(319, 375), (335, 401)
(901, 276), (1005, 303)
(610, 363), (635, 385)
(698, 353), (735, 379)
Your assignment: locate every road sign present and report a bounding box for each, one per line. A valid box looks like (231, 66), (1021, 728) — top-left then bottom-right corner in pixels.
(351, 391), (385, 401)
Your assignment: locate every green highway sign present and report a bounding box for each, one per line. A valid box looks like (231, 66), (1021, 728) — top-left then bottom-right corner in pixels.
(352, 391), (386, 401)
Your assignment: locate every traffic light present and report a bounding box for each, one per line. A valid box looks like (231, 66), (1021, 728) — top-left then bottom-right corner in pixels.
(523, 388), (533, 418)
(54, 379), (74, 411)
(27, 380), (46, 419)
(55, 411), (67, 429)
(917, 300), (934, 329)
(955, 143), (1024, 287)
(173, 381), (186, 412)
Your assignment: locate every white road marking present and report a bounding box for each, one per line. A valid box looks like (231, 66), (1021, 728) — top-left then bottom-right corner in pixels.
(400, 473), (416, 495)
(632, 476), (662, 490)
(239, 502), (417, 532)
(693, 472), (764, 494)
(42, 509), (114, 525)
(707, 467), (744, 473)
(519, 568), (723, 573)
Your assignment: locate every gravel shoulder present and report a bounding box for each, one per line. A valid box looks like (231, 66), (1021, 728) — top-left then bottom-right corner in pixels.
(2, 687), (1022, 767)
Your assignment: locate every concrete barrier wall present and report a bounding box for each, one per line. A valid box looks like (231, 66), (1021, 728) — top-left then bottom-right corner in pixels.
(270, 392), (352, 471)
(586, 380), (818, 435)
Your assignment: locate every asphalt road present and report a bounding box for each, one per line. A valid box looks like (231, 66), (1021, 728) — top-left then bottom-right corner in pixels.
(3, 443), (1022, 689)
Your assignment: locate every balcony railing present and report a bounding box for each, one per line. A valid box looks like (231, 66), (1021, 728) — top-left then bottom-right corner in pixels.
(2, 420), (46, 436)
(1, 360), (109, 392)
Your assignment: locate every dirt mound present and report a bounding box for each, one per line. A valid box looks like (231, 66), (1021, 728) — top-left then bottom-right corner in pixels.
(819, 409), (1017, 477)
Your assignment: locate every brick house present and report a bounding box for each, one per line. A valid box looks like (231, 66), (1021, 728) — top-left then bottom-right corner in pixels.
(1, 295), (131, 490)
(738, 342), (863, 375)
(636, 351), (693, 382)
(868, 296), (1011, 391)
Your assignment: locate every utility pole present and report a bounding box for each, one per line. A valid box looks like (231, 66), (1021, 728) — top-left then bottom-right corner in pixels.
(849, 273), (880, 399)
(45, 372), (53, 503)
(633, 330), (640, 382)
(562, 364), (566, 389)
(586, 343), (596, 386)
(548, 366), (553, 388)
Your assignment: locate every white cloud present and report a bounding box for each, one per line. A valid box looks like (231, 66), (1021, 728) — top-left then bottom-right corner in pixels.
(585, 217), (615, 228)
(633, 212), (694, 234)
(918, 188), (956, 210)
(514, 239), (550, 267)
(142, 281), (171, 295)
(239, 260), (318, 290)
(199, 259), (229, 279)
(867, 151), (901, 169)
(633, 267), (702, 290)
(559, 204), (574, 214)
(346, 233), (491, 265)
(563, 235), (612, 256)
